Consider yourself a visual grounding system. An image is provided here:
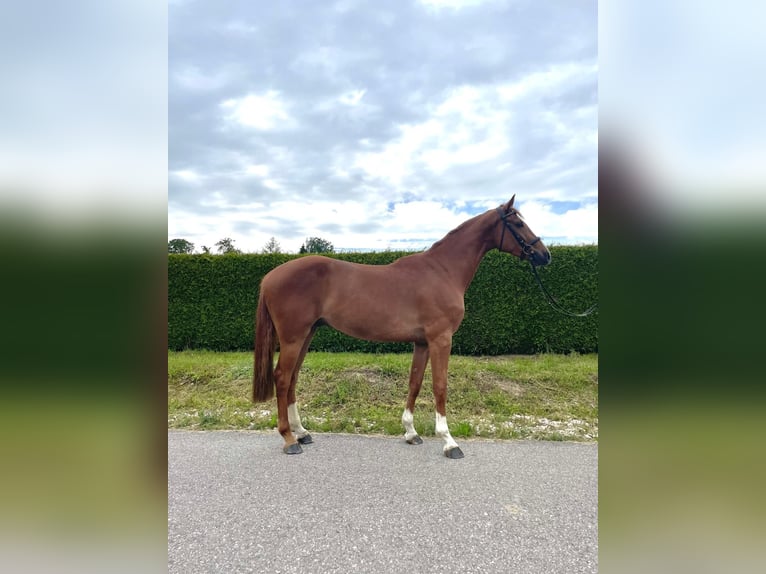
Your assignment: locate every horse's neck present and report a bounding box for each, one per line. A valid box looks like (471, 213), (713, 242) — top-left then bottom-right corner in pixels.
(422, 212), (495, 293)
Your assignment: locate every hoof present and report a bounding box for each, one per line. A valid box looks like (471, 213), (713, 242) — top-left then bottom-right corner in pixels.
(444, 447), (464, 459)
(283, 443), (303, 455)
(406, 435), (423, 445)
(297, 433), (313, 445)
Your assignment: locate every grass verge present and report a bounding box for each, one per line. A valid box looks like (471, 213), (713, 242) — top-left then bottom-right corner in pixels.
(168, 351), (598, 441)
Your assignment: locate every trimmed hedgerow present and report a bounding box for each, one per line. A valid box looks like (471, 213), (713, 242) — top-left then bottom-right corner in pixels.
(168, 246), (597, 355)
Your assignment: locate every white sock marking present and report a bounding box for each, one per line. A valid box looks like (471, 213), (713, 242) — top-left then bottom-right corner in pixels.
(402, 408), (418, 441)
(435, 413), (459, 452)
(287, 403), (309, 438)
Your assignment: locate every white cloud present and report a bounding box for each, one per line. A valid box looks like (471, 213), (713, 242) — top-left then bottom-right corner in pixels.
(384, 200), (470, 236)
(519, 200), (598, 243)
(199, 191), (226, 208)
(221, 91), (295, 131)
(498, 61), (597, 101)
(245, 164), (270, 177)
(171, 169), (202, 183)
(353, 84), (510, 184)
(352, 61), (596, 189)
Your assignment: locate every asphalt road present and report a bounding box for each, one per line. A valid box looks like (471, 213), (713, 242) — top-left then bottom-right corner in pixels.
(169, 430), (597, 574)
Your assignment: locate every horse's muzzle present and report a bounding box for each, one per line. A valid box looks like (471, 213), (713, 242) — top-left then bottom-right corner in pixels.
(533, 249), (552, 266)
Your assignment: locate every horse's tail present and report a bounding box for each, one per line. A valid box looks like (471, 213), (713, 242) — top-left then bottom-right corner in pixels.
(253, 289), (276, 402)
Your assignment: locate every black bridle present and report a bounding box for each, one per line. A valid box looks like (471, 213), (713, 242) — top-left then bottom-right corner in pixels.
(496, 207), (598, 318)
(496, 206), (541, 260)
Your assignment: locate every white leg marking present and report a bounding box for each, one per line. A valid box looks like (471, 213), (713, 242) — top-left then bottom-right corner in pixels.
(435, 413), (459, 452)
(287, 403), (309, 438)
(402, 408), (419, 442)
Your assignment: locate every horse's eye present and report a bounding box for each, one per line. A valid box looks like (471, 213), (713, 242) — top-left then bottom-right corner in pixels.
(515, 222), (524, 228)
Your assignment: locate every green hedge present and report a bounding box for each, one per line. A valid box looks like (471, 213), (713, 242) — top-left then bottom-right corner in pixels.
(168, 246), (598, 354)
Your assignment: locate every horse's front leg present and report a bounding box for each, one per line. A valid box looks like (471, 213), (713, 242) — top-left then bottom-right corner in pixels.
(402, 343), (429, 445)
(429, 334), (463, 459)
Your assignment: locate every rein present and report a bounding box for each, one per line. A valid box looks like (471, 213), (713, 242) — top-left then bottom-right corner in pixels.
(497, 207), (598, 318)
(528, 261), (598, 317)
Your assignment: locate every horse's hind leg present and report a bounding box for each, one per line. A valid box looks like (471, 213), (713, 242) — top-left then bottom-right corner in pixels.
(274, 341), (305, 454)
(287, 328), (316, 445)
(402, 343), (429, 445)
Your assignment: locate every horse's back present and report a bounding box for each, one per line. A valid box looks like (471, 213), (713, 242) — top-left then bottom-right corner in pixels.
(263, 255), (353, 285)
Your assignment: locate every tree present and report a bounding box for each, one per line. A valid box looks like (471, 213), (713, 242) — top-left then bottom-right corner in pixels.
(215, 237), (241, 254)
(261, 236), (282, 254)
(299, 237), (334, 254)
(168, 238), (195, 254)
(200, 245), (211, 254)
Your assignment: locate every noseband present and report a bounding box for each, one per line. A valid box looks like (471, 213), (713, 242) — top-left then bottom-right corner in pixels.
(496, 207), (541, 259)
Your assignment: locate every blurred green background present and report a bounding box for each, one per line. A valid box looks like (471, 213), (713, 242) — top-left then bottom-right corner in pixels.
(599, 142), (766, 572)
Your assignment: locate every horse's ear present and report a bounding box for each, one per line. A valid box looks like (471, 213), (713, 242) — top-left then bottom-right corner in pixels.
(503, 194), (516, 212)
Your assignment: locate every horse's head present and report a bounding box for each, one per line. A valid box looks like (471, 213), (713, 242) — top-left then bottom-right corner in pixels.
(495, 195), (551, 266)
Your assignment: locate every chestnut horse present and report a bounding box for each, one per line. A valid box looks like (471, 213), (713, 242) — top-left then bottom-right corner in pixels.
(253, 196), (550, 457)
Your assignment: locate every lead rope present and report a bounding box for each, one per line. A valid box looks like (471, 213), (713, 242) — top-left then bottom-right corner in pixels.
(528, 261), (598, 318)
(497, 207), (597, 317)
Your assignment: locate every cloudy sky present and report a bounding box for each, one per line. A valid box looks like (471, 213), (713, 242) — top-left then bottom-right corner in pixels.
(169, 0), (597, 253)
